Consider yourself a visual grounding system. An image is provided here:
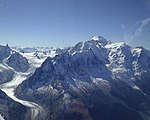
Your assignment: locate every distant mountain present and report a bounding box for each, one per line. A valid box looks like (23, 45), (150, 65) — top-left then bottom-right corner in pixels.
(16, 36), (150, 120)
(11, 46), (54, 53)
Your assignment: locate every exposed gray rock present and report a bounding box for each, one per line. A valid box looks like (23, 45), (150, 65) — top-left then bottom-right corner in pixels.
(0, 64), (14, 84)
(7, 52), (30, 72)
(0, 90), (29, 120)
(0, 44), (11, 62)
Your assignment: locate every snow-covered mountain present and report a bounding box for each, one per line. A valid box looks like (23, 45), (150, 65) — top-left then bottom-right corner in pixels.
(0, 44), (66, 120)
(0, 36), (150, 120)
(16, 36), (150, 120)
(0, 45), (31, 83)
(0, 45), (31, 120)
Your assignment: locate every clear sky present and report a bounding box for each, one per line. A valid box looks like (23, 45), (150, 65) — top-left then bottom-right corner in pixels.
(0, 0), (150, 49)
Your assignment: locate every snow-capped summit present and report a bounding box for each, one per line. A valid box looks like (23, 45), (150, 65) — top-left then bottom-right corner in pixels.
(90, 35), (108, 46)
(69, 36), (108, 55)
(69, 36), (109, 65)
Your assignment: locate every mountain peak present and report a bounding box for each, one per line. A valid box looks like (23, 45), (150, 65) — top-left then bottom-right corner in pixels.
(90, 35), (108, 46)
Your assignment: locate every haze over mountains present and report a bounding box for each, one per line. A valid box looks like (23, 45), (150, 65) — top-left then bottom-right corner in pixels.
(0, 36), (150, 120)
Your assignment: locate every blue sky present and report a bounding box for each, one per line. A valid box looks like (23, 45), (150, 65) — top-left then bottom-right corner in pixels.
(0, 0), (150, 49)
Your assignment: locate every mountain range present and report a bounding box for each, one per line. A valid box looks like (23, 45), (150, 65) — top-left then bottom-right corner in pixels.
(0, 36), (150, 120)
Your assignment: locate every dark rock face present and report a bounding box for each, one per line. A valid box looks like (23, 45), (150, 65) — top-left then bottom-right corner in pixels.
(17, 80), (149, 120)
(7, 52), (30, 72)
(0, 90), (28, 120)
(0, 45), (11, 62)
(0, 64), (14, 84)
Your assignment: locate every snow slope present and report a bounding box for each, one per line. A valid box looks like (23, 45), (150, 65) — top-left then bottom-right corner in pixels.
(0, 115), (5, 120)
